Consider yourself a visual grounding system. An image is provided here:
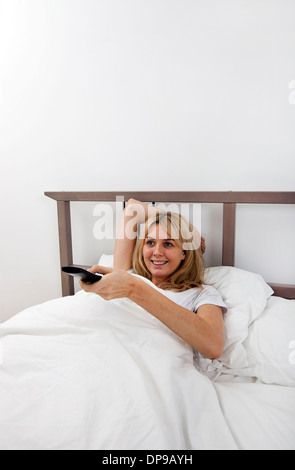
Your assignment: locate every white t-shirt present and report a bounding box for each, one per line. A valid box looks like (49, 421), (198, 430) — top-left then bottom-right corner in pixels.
(128, 270), (227, 314)
(159, 284), (227, 314)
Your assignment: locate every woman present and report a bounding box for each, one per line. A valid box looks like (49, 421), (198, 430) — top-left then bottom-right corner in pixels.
(80, 199), (226, 359)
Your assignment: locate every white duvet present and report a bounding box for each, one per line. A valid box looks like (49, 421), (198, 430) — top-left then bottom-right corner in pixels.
(0, 286), (294, 450)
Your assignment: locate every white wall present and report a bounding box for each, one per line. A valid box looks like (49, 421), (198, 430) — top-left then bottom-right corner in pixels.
(0, 0), (295, 322)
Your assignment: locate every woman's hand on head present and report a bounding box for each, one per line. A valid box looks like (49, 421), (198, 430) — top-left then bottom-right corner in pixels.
(79, 265), (137, 301)
(200, 237), (206, 254)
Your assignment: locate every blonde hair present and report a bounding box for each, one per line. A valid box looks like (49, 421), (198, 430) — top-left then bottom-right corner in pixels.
(132, 212), (205, 292)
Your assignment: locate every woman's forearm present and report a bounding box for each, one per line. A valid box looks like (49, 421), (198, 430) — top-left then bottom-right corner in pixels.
(128, 277), (224, 359)
(113, 207), (137, 270)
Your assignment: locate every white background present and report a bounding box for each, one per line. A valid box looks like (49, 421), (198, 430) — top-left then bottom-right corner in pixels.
(0, 0), (295, 322)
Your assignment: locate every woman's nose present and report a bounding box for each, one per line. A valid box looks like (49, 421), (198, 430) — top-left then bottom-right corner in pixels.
(153, 243), (164, 256)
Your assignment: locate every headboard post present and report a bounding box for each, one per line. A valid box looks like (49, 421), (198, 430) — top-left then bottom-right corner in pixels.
(222, 203), (236, 266)
(57, 201), (74, 296)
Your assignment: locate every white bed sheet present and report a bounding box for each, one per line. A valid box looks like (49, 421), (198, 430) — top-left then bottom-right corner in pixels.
(0, 285), (294, 450)
(214, 381), (295, 450)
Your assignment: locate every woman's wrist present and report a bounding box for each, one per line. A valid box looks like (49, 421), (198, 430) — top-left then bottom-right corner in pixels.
(125, 199), (164, 225)
(127, 275), (144, 301)
(125, 199), (147, 224)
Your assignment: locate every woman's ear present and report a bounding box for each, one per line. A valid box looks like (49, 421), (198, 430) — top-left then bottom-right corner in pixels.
(182, 250), (186, 260)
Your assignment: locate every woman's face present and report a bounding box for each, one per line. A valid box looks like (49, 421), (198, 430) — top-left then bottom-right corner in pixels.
(142, 223), (185, 286)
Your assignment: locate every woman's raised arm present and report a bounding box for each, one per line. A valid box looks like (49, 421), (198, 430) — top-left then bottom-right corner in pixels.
(113, 199), (163, 271)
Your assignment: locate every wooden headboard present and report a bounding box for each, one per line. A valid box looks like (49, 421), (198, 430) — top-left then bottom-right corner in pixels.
(44, 191), (295, 299)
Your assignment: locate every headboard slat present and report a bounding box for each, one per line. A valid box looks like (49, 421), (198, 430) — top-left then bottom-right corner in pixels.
(45, 191), (295, 204)
(268, 284), (295, 299)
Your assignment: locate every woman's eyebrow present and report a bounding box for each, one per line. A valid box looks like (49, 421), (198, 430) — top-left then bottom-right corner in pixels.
(145, 236), (175, 241)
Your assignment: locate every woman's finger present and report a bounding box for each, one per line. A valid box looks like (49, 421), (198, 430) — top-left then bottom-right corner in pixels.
(88, 265), (113, 275)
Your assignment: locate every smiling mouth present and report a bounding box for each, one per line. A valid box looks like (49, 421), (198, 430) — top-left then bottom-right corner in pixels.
(151, 260), (168, 266)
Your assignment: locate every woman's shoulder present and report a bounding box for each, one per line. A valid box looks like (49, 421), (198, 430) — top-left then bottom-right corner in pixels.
(163, 283), (227, 313)
(192, 284), (227, 313)
(198, 284), (221, 295)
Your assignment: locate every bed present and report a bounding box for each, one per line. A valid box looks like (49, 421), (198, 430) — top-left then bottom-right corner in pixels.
(0, 191), (294, 450)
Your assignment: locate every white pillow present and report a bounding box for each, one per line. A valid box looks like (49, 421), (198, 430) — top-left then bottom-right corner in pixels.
(194, 266), (273, 376)
(224, 296), (295, 386)
(98, 253), (114, 268)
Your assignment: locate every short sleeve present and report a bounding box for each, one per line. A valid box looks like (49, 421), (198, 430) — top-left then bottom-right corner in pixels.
(193, 285), (227, 314)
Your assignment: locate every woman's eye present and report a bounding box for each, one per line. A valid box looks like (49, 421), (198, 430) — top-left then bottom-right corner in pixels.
(145, 240), (173, 247)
